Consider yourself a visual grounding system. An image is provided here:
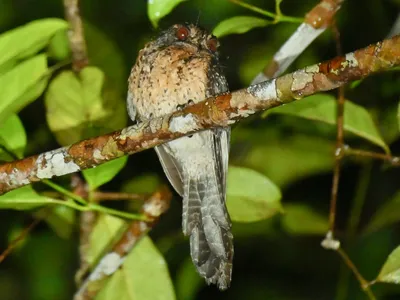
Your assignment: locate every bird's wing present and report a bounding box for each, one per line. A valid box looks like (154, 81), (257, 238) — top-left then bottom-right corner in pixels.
(154, 145), (184, 196)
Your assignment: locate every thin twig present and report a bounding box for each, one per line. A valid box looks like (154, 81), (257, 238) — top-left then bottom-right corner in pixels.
(337, 248), (376, 300)
(0, 218), (41, 263)
(344, 147), (400, 166)
(0, 35), (399, 195)
(73, 186), (172, 300)
(71, 174), (95, 285)
(93, 191), (147, 202)
(63, 0), (89, 71)
(329, 21), (344, 233)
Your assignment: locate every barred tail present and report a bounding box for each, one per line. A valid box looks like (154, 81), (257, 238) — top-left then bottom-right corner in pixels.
(182, 175), (233, 290)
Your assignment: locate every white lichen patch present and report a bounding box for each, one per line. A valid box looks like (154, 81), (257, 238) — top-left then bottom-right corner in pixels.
(88, 252), (124, 281)
(93, 149), (105, 161)
(149, 116), (164, 134)
(169, 114), (198, 133)
(119, 122), (146, 140)
(321, 231), (340, 250)
(344, 52), (359, 68)
(11, 168), (30, 185)
(246, 79), (277, 100)
(36, 150), (80, 179)
(292, 70), (314, 91)
(305, 64), (319, 73)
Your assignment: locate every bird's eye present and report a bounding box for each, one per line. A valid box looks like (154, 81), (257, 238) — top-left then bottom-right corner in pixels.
(207, 37), (218, 52)
(176, 26), (189, 41)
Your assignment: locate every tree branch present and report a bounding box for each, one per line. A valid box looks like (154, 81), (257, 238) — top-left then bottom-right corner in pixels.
(252, 0), (345, 83)
(73, 186), (172, 300)
(63, 0), (88, 71)
(0, 35), (399, 195)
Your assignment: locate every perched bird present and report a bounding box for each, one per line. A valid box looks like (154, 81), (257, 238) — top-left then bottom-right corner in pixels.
(127, 24), (233, 290)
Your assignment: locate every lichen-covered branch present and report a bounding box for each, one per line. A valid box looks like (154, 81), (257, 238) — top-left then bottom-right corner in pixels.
(73, 186), (171, 300)
(0, 35), (399, 195)
(252, 0), (345, 83)
(63, 0), (88, 71)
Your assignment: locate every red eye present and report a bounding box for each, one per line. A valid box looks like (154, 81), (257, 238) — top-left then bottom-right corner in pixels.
(207, 38), (218, 52)
(176, 26), (189, 41)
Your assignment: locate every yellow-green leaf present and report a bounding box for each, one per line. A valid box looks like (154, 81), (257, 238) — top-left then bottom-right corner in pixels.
(377, 246), (400, 283)
(147, 0), (186, 28)
(268, 94), (389, 153)
(0, 114), (26, 161)
(0, 54), (49, 124)
(83, 156), (128, 190)
(45, 66), (126, 146)
(0, 186), (60, 210)
(227, 166), (282, 222)
(213, 16), (270, 38)
(0, 18), (67, 69)
(88, 214), (176, 300)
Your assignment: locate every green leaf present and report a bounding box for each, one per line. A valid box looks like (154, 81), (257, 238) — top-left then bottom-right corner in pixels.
(176, 257), (203, 300)
(377, 246), (400, 283)
(0, 18), (68, 69)
(268, 94), (389, 153)
(98, 236), (175, 300)
(281, 204), (328, 235)
(0, 114), (26, 161)
(232, 126), (335, 187)
(88, 214), (176, 300)
(147, 0), (186, 28)
(47, 29), (71, 61)
(364, 191), (400, 234)
(121, 173), (161, 194)
(213, 16), (270, 38)
(34, 206), (76, 239)
(84, 21), (127, 94)
(87, 214), (126, 265)
(0, 54), (49, 124)
(83, 156), (128, 190)
(227, 166), (282, 222)
(45, 66), (126, 145)
(0, 186), (61, 210)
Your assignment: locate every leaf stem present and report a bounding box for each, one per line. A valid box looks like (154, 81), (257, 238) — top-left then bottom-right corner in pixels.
(43, 179), (87, 205)
(43, 179), (146, 220)
(337, 248), (376, 300)
(229, 0), (303, 23)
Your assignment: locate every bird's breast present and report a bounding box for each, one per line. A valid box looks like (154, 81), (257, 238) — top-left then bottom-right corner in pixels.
(128, 46), (213, 120)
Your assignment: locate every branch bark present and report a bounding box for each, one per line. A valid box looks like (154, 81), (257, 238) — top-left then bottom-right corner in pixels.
(73, 186), (172, 300)
(63, 0), (88, 71)
(252, 0), (345, 83)
(0, 34), (399, 195)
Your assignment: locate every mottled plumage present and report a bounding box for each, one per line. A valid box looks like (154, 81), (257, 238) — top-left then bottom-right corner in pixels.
(127, 24), (233, 290)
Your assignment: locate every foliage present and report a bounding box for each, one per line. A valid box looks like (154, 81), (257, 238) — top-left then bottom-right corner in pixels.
(0, 1), (399, 300)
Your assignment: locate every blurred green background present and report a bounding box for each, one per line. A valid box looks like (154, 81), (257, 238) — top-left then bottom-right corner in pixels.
(0, 0), (400, 299)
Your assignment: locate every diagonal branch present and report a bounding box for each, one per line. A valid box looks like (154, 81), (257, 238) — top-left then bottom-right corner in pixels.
(0, 35), (399, 195)
(252, 0), (345, 83)
(73, 186), (172, 300)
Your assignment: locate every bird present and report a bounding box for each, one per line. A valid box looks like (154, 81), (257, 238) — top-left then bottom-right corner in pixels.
(127, 23), (233, 290)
